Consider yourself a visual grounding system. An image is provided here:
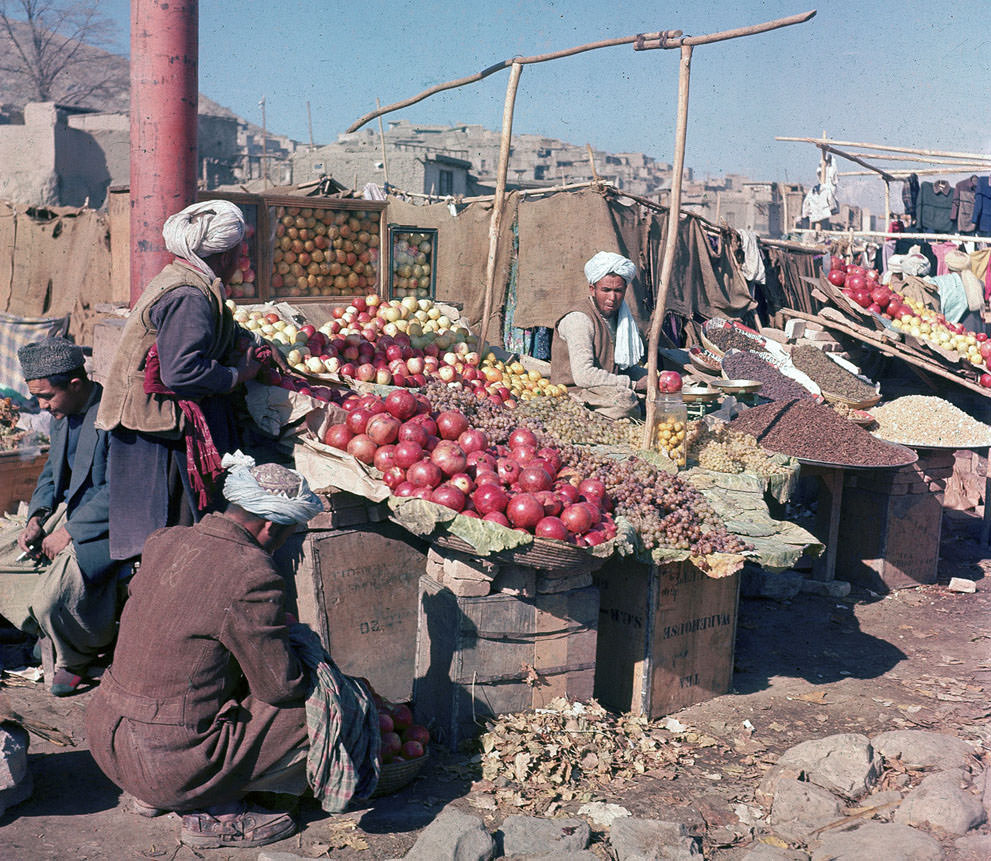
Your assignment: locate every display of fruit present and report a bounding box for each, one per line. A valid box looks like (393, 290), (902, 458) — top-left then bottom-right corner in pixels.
(227, 223), (257, 300)
(685, 421), (792, 478)
(391, 231), (434, 299)
(478, 353), (567, 400)
(270, 205), (380, 298)
(651, 412), (686, 466)
(515, 395), (640, 447)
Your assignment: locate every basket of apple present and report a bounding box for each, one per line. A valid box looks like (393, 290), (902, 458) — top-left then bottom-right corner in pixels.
(373, 698), (430, 796)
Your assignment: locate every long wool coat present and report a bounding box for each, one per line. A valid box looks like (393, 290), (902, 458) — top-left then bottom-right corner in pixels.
(85, 514), (308, 810)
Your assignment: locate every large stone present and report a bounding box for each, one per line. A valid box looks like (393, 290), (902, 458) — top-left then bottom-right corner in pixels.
(499, 815), (590, 856)
(768, 778), (844, 843)
(810, 821), (943, 860)
(608, 817), (701, 860)
(953, 832), (991, 860)
(799, 579), (851, 598)
(502, 853), (600, 861)
(403, 806), (495, 861)
(577, 801), (631, 828)
(871, 730), (978, 772)
(776, 733), (880, 799)
(894, 769), (986, 836)
(740, 569), (804, 601)
(0, 724), (32, 816)
(740, 845), (810, 860)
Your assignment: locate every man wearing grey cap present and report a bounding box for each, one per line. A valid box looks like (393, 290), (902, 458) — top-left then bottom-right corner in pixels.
(10, 337), (120, 696)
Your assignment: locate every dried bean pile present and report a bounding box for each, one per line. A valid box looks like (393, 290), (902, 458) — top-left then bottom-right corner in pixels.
(790, 345), (878, 401)
(729, 399), (914, 466)
(870, 396), (991, 448)
(706, 325), (764, 354)
(722, 351), (815, 402)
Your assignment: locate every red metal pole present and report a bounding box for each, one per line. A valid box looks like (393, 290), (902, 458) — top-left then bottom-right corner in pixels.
(129, 0), (199, 306)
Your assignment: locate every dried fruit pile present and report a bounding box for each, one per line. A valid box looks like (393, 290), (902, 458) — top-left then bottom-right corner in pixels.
(515, 395), (642, 448)
(729, 399), (914, 467)
(870, 396), (991, 448)
(686, 421), (792, 479)
(721, 352), (815, 402)
(790, 345), (877, 401)
(476, 698), (720, 810)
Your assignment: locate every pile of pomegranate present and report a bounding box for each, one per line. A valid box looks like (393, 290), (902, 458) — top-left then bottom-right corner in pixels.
(324, 388), (618, 547)
(376, 697), (429, 765)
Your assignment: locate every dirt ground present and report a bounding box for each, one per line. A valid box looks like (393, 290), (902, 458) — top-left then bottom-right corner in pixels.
(1, 511), (989, 861)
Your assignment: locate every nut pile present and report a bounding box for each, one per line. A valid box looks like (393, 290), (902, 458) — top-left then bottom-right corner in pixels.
(870, 396), (991, 448)
(705, 325), (764, 354)
(721, 352), (816, 402)
(729, 399), (915, 467)
(686, 421), (792, 478)
(790, 345), (877, 401)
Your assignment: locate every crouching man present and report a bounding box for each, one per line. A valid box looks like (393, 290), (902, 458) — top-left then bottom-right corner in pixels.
(86, 454), (323, 849)
(7, 338), (120, 696)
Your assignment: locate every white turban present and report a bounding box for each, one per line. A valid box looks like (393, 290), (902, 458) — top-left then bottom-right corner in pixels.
(221, 451), (322, 525)
(585, 251), (636, 286)
(163, 199), (246, 280)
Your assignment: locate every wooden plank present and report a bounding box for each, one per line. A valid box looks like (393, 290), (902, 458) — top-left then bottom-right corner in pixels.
(0, 450), (48, 516)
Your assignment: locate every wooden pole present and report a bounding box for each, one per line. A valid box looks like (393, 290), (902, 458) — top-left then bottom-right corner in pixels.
(306, 100), (314, 149)
(883, 180), (890, 228)
(839, 165), (991, 178)
(586, 143), (601, 182)
(842, 152), (991, 165)
(376, 98), (390, 187)
(260, 96), (269, 188)
(776, 136), (991, 163)
(478, 61), (523, 354)
(793, 227), (991, 245)
(643, 43), (693, 449)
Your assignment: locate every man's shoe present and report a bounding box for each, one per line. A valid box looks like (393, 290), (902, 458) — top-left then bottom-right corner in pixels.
(180, 805), (296, 849)
(49, 668), (84, 697)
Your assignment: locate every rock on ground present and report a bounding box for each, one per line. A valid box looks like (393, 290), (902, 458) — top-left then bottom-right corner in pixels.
(810, 821), (943, 861)
(775, 733), (879, 799)
(871, 730), (978, 772)
(498, 814), (590, 856)
(740, 845), (810, 860)
(0, 724), (32, 817)
(953, 832), (991, 860)
(768, 777), (844, 843)
(608, 817), (702, 860)
(402, 806), (495, 861)
(577, 800), (631, 828)
(894, 769), (986, 836)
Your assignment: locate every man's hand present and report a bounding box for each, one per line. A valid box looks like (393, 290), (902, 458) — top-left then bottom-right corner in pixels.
(40, 526), (71, 560)
(633, 376), (649, 393)
(234, 349), (262, 386)
(17, 516), (44, 554)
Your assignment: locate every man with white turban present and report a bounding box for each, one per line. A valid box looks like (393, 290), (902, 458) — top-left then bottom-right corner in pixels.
(87, 455), (323, 849)
(97, 200), (262, 563)
(550, 251), (646, 420)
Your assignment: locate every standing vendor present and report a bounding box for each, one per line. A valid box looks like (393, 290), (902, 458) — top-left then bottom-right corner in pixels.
(96, 200), (261, 563)
(8, 339), (121, 696)
(551, 251), (646, 419)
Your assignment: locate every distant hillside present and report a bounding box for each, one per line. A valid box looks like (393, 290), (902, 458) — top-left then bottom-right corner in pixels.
(0, 18), (250, 123)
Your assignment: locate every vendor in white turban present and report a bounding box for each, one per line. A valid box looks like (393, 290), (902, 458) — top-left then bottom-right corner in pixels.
(550, 251), (647, 420)
(97, 200), (261, 564)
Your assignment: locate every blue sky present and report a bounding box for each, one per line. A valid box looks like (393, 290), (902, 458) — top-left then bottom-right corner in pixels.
(94, 1), (991, 194)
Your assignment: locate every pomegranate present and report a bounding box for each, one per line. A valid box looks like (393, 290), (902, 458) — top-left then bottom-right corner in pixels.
(554, 483), (581, 505)
(519, 465), (553, 493)
(535, 516), (569, 540)
(372, 445), (397, 472)
(323, 423), (353, 451)
(436, 410), (469, 440)
(482, 511), (511, 526)
(394, 481), (416, 497)
(536, 447), (562, 475)
(384, 389), (418, 420)
(378, 712), (394, 734)
(382, 466), (406, 490)
(657, 371), (683, 393)
(346, 408), (373, 435)
(506, 493), (545, 530)
(397, 421), (429, 447)
(466, 450), (497, 474)
(457, 428), (489, 453)
(401, 740), (424, 760)
(578, 478), (607, 503)
(381, 731), (402, 762)
(394, 440), (424, 469)
(431, 441), (467, 477)
(508, 427), (538, 449)
(430, 484), (466, 512)
(390, 704), (413, 731)
(403, 724), (430, 746)
(346, 434), (377, 465)
(497, 458), (521, 484)
(407, 460), (442, 489)
(561, 503), (594, 534)
(472, 484), (509, 515)
(826, 268), (846, 287)
(449, 473), (474, 494)
(510, 444), (538, 466)
(535, 490), (563, 517)
(366, 413), (401, 446)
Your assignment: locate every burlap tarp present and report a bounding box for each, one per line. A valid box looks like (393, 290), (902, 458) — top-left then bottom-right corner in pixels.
(385, 194), (517, 336)
(0, 202), (116, 342)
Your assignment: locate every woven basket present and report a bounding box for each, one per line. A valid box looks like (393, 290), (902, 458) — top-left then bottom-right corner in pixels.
(372, 752), (428, 798)
(820, 390), (882, 410)
(432, 533), (593, 572)
(688, 346), (722, 373)
(699, 330), (726, 358)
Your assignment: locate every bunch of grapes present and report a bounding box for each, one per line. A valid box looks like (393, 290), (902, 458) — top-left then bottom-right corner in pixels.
(557, 445), (751, 556)
(517, 396), (641, 447)
(686, 421), (791, 479)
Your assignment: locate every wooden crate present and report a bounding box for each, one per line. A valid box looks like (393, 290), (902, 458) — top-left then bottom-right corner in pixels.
(278, 522), (427, 703)
(593, 559), (739, 718)
(0, 449), (48, 516)
(413, 575), (599, 748)
(836, 452), (952, 592)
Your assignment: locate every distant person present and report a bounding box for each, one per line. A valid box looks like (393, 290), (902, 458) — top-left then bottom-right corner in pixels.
(8, 338), (121, 696)
(551, 251), (646, 419)
(96, 200), (261, 564)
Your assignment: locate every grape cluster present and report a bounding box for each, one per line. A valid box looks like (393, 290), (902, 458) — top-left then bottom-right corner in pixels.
(517, 396), (641, 447)
(686, 421), (791, 479)
(556, 445), (751, 556)
(421, 381), (529, 445)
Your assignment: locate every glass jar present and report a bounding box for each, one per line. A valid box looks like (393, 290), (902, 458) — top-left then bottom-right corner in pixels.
(651, 393), (688, 467)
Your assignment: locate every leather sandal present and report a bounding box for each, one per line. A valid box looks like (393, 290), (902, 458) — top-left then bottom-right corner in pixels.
(49, 668), (84, 697)
(180, 804), (296, 849)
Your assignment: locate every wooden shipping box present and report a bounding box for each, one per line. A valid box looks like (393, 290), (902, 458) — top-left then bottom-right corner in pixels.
(594, 559), (739, 718)
(0, 450), (48, 516)
(281, 522), (427, 703)
(413, 575), (599, 748)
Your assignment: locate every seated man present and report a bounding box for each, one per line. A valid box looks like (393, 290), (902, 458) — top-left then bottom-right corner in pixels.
(86, 455), (323, 850)
(551, 251), (647, 420)
(10, 338), (118, 696)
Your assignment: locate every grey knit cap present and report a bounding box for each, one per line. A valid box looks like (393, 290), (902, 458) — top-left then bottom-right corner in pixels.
(17, 337), (85, 381)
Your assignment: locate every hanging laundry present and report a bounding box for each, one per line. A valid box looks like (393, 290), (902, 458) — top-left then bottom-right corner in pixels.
(901, 173), (920, 221)
(917, 180), (954, 233)
(951, 176), (978, 234)
(971, 176), (991, 235)
(737, 229), (766, 284)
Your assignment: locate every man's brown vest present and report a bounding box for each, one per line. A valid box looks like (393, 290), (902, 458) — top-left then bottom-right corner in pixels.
(550, 295), (618, 388)
(96, 262), (237, 436)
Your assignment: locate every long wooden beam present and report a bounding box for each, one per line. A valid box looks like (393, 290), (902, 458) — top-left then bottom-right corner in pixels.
(777, 136), (991, 163)
(794, 227), (991, 245)
(814, 142), (896, 182)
